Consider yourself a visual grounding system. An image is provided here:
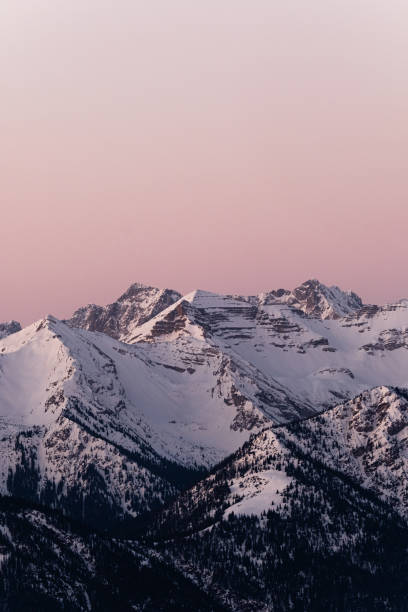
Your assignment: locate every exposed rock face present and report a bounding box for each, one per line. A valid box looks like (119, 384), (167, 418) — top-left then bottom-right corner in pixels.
(292, 279), (363, 318)
(66, 280), (365, 346)
(260, 279), (364, 319)
(128, 287), (408, 419)
(66, 283), (181, 341)
(360, 328), (408, 353)
(0, 320), (21, 339)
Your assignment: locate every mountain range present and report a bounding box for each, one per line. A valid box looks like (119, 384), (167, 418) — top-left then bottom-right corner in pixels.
(1, 279), (408, 610)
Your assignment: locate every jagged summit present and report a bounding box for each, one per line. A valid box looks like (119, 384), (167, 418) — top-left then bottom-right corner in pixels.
(293, 278), (363, 318)
(117, 281), (168, 300)
(260, 278), (364, 319)
(66, 282), (181, 340)
(66, 279), (367, 347)
(129, 279), (364, 342)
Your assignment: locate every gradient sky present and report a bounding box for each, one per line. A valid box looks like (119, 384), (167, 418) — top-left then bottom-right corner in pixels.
(1, 1), (408, 325)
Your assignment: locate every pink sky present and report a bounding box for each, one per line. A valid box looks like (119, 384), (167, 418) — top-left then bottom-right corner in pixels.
(1, 1), (408, 325)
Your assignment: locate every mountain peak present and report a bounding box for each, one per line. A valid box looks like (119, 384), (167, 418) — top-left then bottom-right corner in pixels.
(117, 282), (177, 302)
(292, 279), (363, 319)
(260, 279), (364, 319)
(299, 278), (360, 298)
(66, 283), (182, 340)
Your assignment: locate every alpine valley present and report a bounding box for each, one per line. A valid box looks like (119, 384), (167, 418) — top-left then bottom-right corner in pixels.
(1, 279), (408, 610)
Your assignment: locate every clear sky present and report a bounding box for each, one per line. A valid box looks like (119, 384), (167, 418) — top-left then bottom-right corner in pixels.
(1, 1), (407, 325)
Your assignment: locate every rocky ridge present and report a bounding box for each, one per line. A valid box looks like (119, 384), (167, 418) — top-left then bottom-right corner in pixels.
(66, 283), (181, 341)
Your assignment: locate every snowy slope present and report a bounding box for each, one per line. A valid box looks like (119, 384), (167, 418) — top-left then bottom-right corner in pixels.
(127, 286), (408, 418)
(0, 314), (278, 524)
(0, 317), (185, 526)
(0, 315), (263, 466)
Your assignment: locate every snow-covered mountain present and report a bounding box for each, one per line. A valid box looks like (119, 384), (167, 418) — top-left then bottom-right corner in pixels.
(0, 320), (21, 340)
(160, 384), (408, 525)
(0, 314), (277, 526)
(126, 286), (408, 417)
(66, 283), (181, 341)
(3, 279), (408, 528)
(0, 314), (272, 465)
(2, 279), (408, 609)
(67, 280), (364, 340)
(151, 394), (408, 610)
(0, 317), (192, 528)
